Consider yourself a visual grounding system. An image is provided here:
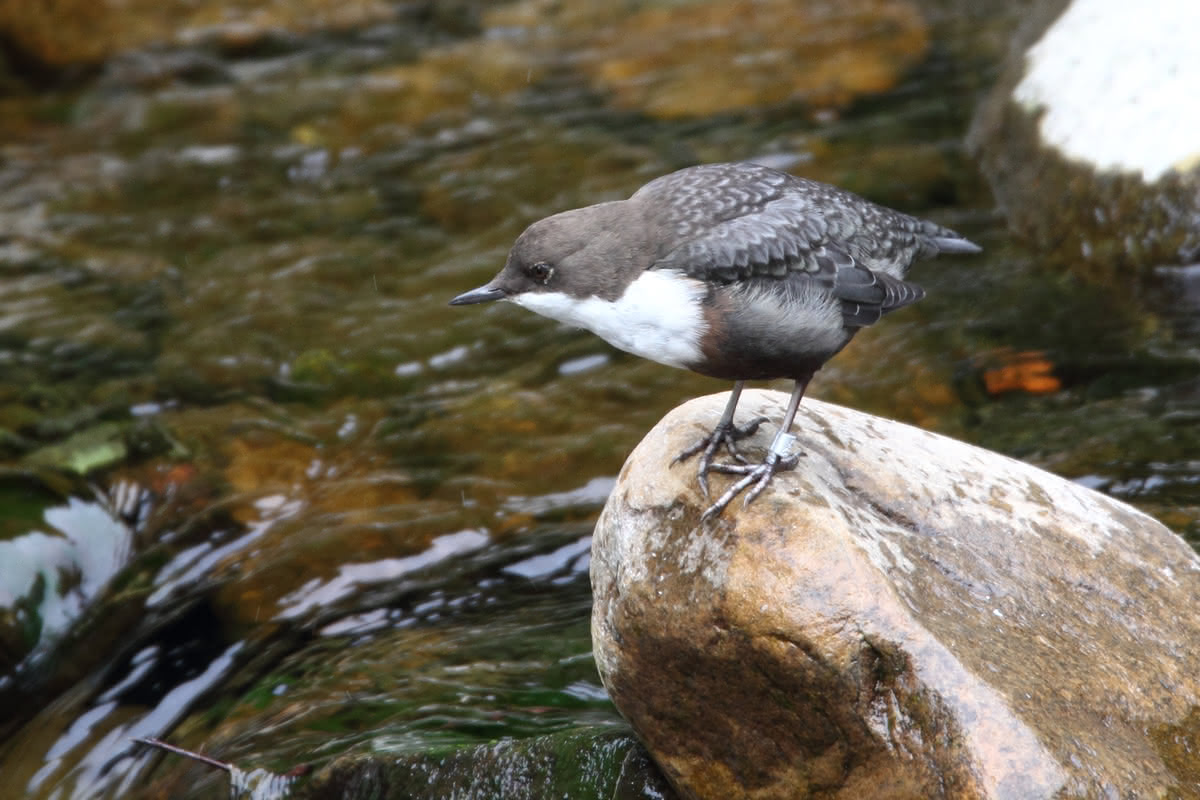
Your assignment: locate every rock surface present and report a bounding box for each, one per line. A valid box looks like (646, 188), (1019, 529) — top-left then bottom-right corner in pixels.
(968, 0), (1200, 281)
(591, 390), (1200, 800)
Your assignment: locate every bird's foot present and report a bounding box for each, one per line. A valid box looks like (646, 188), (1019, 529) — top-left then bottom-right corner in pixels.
(673, 416), (769, 497)
(700, 433), (801, 521)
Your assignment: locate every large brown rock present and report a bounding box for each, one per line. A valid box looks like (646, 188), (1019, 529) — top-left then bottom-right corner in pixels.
(591, 390), (1200, 800)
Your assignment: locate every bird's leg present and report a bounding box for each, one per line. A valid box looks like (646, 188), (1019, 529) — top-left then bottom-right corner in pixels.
(673, 381), (769, 497)
(701, 376), (810, 521)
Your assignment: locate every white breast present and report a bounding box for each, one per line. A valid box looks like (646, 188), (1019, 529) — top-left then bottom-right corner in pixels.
(511, 270), (707, 369)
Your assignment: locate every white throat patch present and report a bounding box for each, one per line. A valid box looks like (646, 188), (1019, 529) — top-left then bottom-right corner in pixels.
(511, 269), (707, 369)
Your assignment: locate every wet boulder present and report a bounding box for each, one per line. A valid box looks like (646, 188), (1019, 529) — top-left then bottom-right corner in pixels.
(572, 0), (929, 120)
(591, 390), (1200, 799)
(968, 0), (1200, 282)
(368, 0), (931, 127)
(0, 0), (395, 75)
(289, 728), (676, 800)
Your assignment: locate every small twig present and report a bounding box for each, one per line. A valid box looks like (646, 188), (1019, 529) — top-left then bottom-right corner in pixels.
(132, 737), (231, 772)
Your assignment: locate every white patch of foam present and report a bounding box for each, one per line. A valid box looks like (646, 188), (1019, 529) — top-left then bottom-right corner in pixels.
(1013, 0), (1200, 181)
(512, 269), (707, 369)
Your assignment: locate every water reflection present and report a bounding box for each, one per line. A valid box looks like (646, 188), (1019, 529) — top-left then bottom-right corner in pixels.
(503, 476), (617, 517)
(503, 536), (592, 582)
(275, 528), (489, 620)
(26, 642), (244, 799)
(147, 495), (299, 609)
(0, 494), (133, 674)
(5, 517), (607, 798)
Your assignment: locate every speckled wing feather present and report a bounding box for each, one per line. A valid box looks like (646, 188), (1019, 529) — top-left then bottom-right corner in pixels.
(638, 163), (976, 326)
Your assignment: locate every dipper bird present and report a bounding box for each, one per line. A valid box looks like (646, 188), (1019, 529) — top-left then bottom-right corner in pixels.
(450, 162), (981, 518)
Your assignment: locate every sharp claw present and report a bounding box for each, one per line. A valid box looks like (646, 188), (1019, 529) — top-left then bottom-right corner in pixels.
(675, 417), (765, 464)
(700, 449), (802, 519)
(679, 414), (808, 519)
(701, 471), (757, 519)
(672, 437), (707, 464)
(741, 416), (768, 436)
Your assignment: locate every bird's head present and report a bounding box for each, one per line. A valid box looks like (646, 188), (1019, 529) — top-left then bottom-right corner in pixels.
(449, 202), (647, 307)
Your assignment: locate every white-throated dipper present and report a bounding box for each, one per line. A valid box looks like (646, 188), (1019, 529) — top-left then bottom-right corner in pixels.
(450, 162), (981, 518)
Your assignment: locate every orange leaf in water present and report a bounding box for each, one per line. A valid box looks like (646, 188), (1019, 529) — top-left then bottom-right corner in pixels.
(983, 352), (1061, 396)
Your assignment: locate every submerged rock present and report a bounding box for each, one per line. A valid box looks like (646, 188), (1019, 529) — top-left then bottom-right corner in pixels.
(579, 0), (929, 119)
(363, 0), (929, 127)
(591, 390), (1200, 799)
(0, 0), (395, 74)
(969, 0), (1200, 281)
(290, 728), (675, 800)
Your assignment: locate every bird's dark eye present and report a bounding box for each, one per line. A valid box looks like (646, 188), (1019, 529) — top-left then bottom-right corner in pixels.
(528, 261), (554, 284)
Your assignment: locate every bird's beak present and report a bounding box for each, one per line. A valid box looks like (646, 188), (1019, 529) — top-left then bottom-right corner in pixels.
(449, 284), (506, 305)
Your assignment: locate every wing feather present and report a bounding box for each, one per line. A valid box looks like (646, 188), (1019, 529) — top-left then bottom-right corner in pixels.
(639, 163), (971, 328)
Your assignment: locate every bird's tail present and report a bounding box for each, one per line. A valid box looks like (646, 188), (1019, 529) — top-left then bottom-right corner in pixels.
(929, 235), (983, 255)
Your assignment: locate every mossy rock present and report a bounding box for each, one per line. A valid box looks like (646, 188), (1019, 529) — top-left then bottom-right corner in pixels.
(289, 727), (675, 800)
